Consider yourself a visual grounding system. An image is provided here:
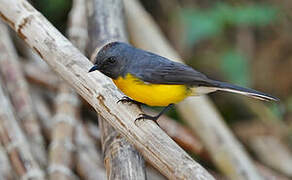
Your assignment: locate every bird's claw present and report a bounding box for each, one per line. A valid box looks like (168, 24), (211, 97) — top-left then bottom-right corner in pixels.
(135, 113), (160, 126)
(117, 96), (132, 104)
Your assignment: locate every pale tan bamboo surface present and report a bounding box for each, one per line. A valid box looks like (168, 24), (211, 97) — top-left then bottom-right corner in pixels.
(0, 144), (14, 180)
(48, 0), (87, 178)
(124, 0), (262, 179)
(0, 21), (47, 167)
(32, 90), (108, 180)
(67, 0), (107, 179)
(31, 92), (53, 139)
(144, 109), (205, 155)
(86, 0), (147, 179)
(255, 162), (291, 180)
(234, 121), (292, 177)
(0, 0), (215, 179)
(75, 123), (107, 180)
(0, 79), (45, 179)
(48, 85), (78, 180)
(23, 61), (58, 91)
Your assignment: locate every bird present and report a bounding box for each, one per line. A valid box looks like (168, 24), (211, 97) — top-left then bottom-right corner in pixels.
(88, 41), (278, 122)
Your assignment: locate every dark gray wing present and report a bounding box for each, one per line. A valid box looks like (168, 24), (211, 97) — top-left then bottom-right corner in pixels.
(128, 50), (214, 86)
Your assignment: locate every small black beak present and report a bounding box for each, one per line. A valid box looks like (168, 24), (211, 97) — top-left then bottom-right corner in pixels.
(88, 65), (98, 73)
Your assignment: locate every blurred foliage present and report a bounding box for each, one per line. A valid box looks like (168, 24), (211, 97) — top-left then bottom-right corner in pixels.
(181, 3), (278, 44)
(220, 50), (250, 86)
(178, 2), (284, 121)
(31, 0), (72, 33)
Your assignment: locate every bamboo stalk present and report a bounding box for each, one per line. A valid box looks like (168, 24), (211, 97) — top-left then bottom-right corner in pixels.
(0, 0), (215, 179)
(48, 85), (78, 180)
(75, 123), (107, 180)
(67, 0), (107, 179)
(144, 109), (205, 156)
(23, 61), (58, 91)
(124, 0), (262, 179)
(256, 162), (290, 180)
(86, 0), (147, 179)
(47, 0), (89, 177)
(0, 21), (47, 167)
(234, 121), (292, 177)
(0, 79), (45, 179)
(32, 90), (107, 180)
(84, 121), (102, 148)
(0, 144), (14, 180)
(31, 92), (53, 139)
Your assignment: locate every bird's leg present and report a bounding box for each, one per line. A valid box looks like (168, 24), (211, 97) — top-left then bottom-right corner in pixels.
(117, 96), (145, 106)
(135, 104), (174, 125)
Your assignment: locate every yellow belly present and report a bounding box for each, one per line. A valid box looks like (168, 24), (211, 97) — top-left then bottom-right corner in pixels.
(113, 74), (190, 106)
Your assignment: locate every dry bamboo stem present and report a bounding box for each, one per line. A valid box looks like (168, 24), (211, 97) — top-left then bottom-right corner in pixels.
(87, 0), (147, 179)
(0, 144), (14, 180)
(0, 80), (45, 179)
(0, 21), (47, 167)
(234, 121), (292, 177)
(124, 0), (262, 179)
(256, 162), (290, 180)
(32, 90), (107, 180)
(32, 92), (53, 139)
(48, 85), (78, 180)
(59, 0), (106, 179)
(23, 61), (58, 91)
(0, 0), (215, 179)
(75, 123), (107, 180)
(145, 109), (205, 155)
(48, 0), (88, 178)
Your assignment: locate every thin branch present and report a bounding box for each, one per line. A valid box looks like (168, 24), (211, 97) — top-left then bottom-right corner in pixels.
(87, 0), (146, 179)
(0, 0), (214, 179)
(0, 21), (47, 167)
(123, 0), (262, 179)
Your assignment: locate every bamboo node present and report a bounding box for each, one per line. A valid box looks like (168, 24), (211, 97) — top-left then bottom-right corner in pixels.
(48, 163), (74, 177)
(6, 140), (20, 152)
(55, 93), (80, 106)
(21, 168), (45, 180)
(53, 113), (77, 126)
(17, 105), (31, 120)
(49, 139), (75, 152)
(67, 27), (88, 39)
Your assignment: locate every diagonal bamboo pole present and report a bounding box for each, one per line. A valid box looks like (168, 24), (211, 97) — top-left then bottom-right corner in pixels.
(48, 0), (86, 178)
(0, 21), (47, 167)
(124, 0), (262, 179)
(86, 0), (146, 179)
(0, 0), (214, 179)
(0, 79), (45, 179)
(48, 85), (78, 180)
(0, 144), (14, 180)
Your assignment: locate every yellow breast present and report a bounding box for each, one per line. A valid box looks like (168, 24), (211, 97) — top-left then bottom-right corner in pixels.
(113, 74), (190, 106)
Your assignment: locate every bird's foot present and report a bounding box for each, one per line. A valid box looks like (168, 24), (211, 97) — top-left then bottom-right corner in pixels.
(135, 113), (160, 126)
(117, 96), (144, 106)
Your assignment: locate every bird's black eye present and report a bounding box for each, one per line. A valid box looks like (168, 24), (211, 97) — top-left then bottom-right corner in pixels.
(107, 57), (116, 64)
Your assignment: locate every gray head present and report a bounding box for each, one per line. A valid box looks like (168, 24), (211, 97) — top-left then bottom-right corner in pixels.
(88, 41), (130, 79)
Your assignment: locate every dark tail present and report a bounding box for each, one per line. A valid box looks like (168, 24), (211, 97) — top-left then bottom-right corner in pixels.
(210, 80), (279, 101)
